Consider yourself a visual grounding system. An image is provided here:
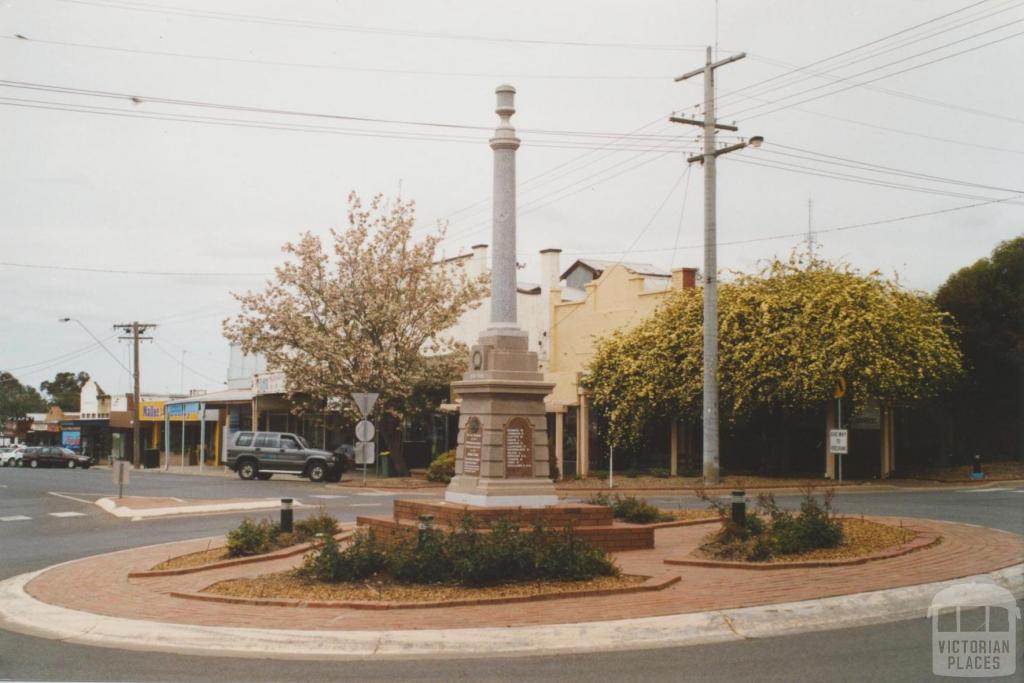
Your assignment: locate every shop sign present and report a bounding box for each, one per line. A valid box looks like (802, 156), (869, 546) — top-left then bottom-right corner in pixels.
(254, 372), (287, 396)
(139, 401), (165, 421)
(166, 402), (202, 421)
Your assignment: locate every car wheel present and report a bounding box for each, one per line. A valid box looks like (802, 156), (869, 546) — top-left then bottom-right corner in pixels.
(29, 459), (38, 468)
(238, 461), (258, 480)
(307, 462), (326, 483)
(67, 460), (76, 469)
(256, 473), (273, 480)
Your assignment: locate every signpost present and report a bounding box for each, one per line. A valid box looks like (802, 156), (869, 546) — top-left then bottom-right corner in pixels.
(351, 393), (379, 485)
(112, 460), (130, 499)
(830, 429), (848, 481)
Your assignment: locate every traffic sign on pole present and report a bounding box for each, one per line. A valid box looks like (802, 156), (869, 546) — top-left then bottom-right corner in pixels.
(351, 392), (379, 418)
(355, 420), (375, 443)
(355, 442), (375, 465)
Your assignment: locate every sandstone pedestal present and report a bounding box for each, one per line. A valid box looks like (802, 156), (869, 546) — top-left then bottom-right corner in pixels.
(445, 330), (558, 507)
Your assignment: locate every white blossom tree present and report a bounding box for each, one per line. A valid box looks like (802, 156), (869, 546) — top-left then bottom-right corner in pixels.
(224, 192), (488, 475)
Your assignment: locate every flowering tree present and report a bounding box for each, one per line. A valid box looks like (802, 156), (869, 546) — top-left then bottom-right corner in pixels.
(587, 254), (963, 448)
(224, 193), (488, 475)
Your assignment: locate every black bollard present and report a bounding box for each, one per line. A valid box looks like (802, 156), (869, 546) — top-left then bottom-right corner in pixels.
(973, 454), (983, 477)
(731, 490), (746, 526)
(280, 498), (293, 533)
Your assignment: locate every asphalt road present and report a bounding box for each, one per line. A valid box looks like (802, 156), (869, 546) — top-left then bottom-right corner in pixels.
(1, 467), (1022, 682)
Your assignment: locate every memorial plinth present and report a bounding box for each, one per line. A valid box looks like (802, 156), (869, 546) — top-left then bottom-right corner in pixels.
(444, 331), (559, 507)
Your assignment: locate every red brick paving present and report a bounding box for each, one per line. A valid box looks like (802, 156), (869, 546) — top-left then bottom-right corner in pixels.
(23, 516), (1024, 632)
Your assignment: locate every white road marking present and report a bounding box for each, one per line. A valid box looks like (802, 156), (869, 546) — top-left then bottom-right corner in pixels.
(348, 503), (385, 507)
(354, 491), (393, 497)
(0, 515), (31, 522)
(309, 495), (348, 499)
(957, 488), (1011, 493)
(49, 511), (87, 518)
(48, 491), (101, 504)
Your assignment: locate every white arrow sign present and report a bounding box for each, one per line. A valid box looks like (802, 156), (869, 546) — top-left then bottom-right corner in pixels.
(351, 392), (379, 419)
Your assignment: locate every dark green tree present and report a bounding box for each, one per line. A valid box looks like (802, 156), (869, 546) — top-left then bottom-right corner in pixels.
(39, 371), (90, 411)
(935, 235), (1024, 459)
(0, 372), (49, 421)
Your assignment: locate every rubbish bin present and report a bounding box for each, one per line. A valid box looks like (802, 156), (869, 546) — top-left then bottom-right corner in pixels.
(142, 448), (160, 469)
(381, 451), (390, 478)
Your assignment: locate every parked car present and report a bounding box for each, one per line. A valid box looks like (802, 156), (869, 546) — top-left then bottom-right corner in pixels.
(22, 446), (92, 469)
(225, 431), (343, 483)
(0, 446), (24, 467)
(1, 445), (34, 467)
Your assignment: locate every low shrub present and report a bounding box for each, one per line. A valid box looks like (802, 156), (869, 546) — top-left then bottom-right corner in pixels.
(226, 518), (281, 557)
(297, 519), (618, 587)
(697, 487), (844, 561)
(585, 493), (671, 524)
(426, 450), (455, 483)
(294, 509), (339, 542)
(590, 470), (608, 480)
(648, 468), (672, 479)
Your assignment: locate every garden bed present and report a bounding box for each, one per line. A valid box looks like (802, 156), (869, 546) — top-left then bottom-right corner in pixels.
(196, 571), (650, 607)
(682, 518), (926, 567)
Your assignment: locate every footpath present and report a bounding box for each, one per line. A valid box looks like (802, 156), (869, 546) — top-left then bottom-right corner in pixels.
(0, 511), (1021, 659)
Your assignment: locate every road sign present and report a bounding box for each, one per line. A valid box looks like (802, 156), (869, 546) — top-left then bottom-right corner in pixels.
(355, 419), (375, 442)
(834, 377), (847, 399)
(355, 441), (375, 465)
(112, 460), (130, 499)
(351, 392), (379, 419)
(829, 429), (849, 455)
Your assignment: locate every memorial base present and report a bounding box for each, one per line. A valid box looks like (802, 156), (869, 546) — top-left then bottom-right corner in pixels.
(357, 499), (655, 553)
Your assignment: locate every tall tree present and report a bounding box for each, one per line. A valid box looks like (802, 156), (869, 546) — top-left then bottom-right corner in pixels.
(0, 372), (48, 421)
(40, 371), (90, 411)
(935, 235), (1024, 458)
(224, 192), (488, 475)
(587, 254), (963, 449)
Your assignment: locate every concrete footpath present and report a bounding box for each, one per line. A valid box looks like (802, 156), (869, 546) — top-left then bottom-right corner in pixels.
(1, 516), (1022, 660)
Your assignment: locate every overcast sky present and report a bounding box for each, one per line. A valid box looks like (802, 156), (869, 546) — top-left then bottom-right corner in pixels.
(1, 0), (1022, 398)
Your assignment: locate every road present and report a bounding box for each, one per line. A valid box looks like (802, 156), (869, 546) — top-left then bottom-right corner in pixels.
(1, 467), (1022, 682)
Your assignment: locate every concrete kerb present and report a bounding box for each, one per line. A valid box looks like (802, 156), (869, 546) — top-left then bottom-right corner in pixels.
(95, 497), (305, 519)
(0, 542), (1021, 661)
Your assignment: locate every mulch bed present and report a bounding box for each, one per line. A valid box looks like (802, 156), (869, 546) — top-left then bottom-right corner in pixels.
(695, 517), (915, 563)
(559, 475), (864, 491)
(153, 546), (230, 571)
(201, 573), (644, 603)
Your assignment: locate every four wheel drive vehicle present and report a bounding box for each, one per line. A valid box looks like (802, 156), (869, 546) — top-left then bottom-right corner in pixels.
(22, 446), (92, 469)
(225, 431), (344, 483)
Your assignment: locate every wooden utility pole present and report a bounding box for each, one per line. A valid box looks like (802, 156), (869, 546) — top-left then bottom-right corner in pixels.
(670, 47), (761, 485)
(115, 322), (156, 468)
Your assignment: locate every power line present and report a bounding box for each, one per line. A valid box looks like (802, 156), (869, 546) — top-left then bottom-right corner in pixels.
(57, 0), (713, 52)
(1, 34), (671, 81)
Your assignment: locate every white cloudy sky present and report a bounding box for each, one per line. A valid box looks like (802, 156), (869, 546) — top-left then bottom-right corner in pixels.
(1, 0), (1021, 397)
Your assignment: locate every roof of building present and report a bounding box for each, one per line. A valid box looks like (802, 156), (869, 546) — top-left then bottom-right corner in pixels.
(165, 387), (252, 405)
(560, 258), (670, 281)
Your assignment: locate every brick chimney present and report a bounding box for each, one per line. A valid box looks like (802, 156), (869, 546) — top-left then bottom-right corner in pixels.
(471, 244), (489, 277)
(672, 267), (698, 289)
(539, 248), (562, 292)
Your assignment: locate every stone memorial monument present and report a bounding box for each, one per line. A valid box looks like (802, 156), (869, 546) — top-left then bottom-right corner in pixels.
(444, 84), (559, 507)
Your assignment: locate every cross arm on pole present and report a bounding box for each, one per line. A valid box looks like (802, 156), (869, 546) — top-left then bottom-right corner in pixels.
(668, 116), (738, 131)
(674, 51), (746, 81)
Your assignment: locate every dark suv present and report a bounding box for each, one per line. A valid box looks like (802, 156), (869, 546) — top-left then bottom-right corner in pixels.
(225, 431), (343, 483)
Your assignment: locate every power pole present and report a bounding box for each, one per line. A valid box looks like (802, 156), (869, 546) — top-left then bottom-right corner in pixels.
(115, 322), (156, 468)
(807, 198), (816, 259)
(670, 47), (762, 485)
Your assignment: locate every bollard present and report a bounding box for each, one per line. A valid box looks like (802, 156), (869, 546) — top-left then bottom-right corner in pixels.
(280, 498), (293, 533)
(731, 490), (746, 526)
(417, 514), (434, 545)
(972, 454), (983, 480)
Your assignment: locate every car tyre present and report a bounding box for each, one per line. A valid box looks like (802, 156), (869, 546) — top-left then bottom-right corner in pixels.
(238, 460), (258, 480)
(307, 462), (327, 483)
(256, 473), (273, 480)
(68, 460), (76, 469)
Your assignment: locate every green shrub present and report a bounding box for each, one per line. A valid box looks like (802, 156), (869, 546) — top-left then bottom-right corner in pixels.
(294, 509), (339, 542)
(590, 469), (608, 480)
(226, 518), (280, 557)
(648, 468), (672, 479)
(296, 520), (618, 586)
(585, 492), (612, 507)
(426, 450), (455, 483)
(585, 493), (670, 524)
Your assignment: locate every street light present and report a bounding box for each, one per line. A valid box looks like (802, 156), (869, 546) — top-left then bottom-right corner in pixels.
(58, 318), (131, 375)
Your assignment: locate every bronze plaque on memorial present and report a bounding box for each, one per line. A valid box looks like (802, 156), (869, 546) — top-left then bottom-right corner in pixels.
(504, 417), (534, 478)
(462, 416), (482, 475)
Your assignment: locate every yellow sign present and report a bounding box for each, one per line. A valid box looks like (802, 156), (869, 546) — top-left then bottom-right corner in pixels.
(834, 377), (847, 399)
(138, 401), (165, 421)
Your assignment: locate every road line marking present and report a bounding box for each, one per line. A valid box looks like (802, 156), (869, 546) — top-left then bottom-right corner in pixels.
(354, 492), (392, 496)
(309, 495), (348, 499)
(49, 511), (87, 518)
(48, 491), (101, 504)
(956, 488), (1011, 493)
(0, 515), (31, 521)
(348, 503), (385, 507)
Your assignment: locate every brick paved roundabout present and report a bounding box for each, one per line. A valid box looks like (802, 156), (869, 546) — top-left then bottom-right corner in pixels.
(1, 514), (1021, 659)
